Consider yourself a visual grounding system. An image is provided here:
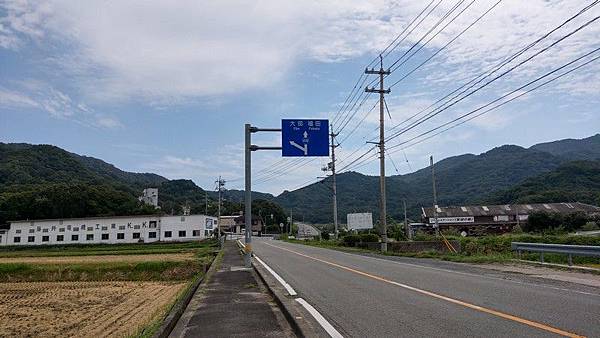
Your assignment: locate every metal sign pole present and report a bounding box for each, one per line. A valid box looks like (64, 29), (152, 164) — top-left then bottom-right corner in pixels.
(244, 124), (252, 267)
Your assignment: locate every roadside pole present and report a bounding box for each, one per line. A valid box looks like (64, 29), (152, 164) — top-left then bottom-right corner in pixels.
(365, 55), (391, 252)
(431, 155), (440, 235)
(245, 124), (252, 267)
(330, 128), (339, 239)
(244, 124), (283, 268)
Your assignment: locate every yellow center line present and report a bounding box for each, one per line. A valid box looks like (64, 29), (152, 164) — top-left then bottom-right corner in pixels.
(262, 242), (585, 338)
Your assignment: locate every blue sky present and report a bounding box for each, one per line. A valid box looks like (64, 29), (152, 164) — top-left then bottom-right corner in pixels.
(1, 0), (599, 194)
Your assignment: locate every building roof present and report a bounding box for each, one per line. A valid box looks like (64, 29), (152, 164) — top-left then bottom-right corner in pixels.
(9, 213), (213, 224)
(422, 202), (600, 218)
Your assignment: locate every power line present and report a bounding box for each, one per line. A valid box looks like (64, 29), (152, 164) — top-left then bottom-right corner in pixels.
(386, 45), (600, 154)
(382, 0), (599, 141)
(385, 14), (600, 144)
(388, 0), (503, 88)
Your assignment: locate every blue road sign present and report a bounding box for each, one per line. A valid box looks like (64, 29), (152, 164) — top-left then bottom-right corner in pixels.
(281, 119), (329, 157)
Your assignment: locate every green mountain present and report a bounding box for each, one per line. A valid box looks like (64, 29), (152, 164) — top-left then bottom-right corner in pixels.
(0, 143), (198, 223)
(488, 160), (600, 205)
(275, 135), (600, 223)
(530, 134), (600, 161)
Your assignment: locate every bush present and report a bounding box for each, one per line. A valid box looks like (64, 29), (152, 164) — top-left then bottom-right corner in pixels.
(342, 234), (361, 247)
(321, 232), (330, 240)
(525, 211), (589, 233)
(360, 233), (380, 243)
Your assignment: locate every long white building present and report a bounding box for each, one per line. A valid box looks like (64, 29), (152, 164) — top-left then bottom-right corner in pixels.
(0, 214), (217, 246)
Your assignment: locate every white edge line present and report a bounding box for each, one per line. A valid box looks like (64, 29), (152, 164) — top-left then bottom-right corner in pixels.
(286, 241), (600, 298)
(296, 298), (344, 338)
(253, 255), (298, 296)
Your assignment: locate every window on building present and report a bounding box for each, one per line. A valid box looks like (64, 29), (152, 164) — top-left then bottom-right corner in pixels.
(204, 230), (209, 237)
(178, 230), (186, 237)
(134, 225), (141, 229)
(71, 234), (79, 241)
(86, 234), (94, 241)
(59, 228), (65, 232)
(15, 229), (21, 234)
(88, 227), (93, 231)
(119, 225), (126, 230)
(28, 236), (35, 243)
(101, 226), (108, 231)
(132, 232), (141, 239)
(180, 216), (185, 222)
(57, 235), (64, 242)
(81, 225), (86, 231)
(149, 221), (157, 228)
(67, 225), (71, 231)
(111, 223), (116, 229)
(36, 226), (41, 232)
(164, 231), (172, 238)
(101, 234), (109, 240)
(42, 236), (49, 242)
(28, 229), (34, 233)
(117, 233), (125, 240)
(192, 230), (200, 237)
(148, 232), (157, 239)
(42, 228), (49, 233)
(13, 237), (20, 243)
(73, 227), (79, 232)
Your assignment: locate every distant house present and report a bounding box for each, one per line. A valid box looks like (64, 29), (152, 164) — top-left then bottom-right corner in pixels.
(421, 202), (600, 235)
(218, 213), (263, 234)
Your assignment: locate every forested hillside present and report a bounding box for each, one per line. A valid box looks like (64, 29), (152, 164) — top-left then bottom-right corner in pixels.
(488, 160), (600, 205)
(275, 135), (600, 223)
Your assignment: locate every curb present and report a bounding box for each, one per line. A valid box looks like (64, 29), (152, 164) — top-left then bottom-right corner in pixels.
(151, 250), (221, 338)
(249, 251), (330, 337)
(511, 259), (600, 273)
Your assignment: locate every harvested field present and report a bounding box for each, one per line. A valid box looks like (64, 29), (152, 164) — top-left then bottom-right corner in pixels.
(0, 281), (186, 338)
(0, 252), (196, 264)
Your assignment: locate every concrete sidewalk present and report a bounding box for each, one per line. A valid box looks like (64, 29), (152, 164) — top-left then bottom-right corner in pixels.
(169, 240), (294, 338)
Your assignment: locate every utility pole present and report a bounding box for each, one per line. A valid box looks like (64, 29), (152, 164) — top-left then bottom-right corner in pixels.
(366, 55), (391, 252)
(216, 176), (225, 244)
(205, 192), (208, 215)
(289, 208), (293, 235)
(403, 199), (409, 239)
(330, 128), (339, 239)
(431, 155), (439, 235)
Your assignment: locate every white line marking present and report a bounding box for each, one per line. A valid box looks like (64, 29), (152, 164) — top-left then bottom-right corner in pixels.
(281, 241), (600, 297)
(296, 298), (343, 338)
(254, 255), (298, 296)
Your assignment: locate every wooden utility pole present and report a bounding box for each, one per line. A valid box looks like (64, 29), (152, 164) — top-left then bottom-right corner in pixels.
(366, 55), (391, 252)
(431, 155), (440, 235)
(330, 128), (339, 239)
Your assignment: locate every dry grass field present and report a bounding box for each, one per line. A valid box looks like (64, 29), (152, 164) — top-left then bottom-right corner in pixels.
(0, 281), (186, 337)
(0, 240), (218, 337)
(0, 252), (196, 264)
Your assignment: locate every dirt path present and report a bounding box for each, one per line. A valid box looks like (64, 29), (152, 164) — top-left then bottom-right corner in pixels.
(0, 253), (195, 264)
(0, 281), (186, 337)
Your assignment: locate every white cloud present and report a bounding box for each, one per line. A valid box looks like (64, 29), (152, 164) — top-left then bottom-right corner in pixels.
(3, 0), (599, 103)
(0, 81), (123, 129)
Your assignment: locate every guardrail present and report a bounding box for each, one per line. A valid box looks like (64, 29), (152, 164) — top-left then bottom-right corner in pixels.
(511, 242), (600, 266)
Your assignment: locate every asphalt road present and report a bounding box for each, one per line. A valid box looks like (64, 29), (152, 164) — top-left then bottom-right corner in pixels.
(252, 238), (600, 338)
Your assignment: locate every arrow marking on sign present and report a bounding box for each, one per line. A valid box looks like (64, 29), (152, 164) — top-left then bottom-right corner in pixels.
(303, 131), (308, 139)
(289, 141), (308, 155)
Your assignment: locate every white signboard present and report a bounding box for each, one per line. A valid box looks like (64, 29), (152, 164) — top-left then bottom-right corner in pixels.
(429, 216), (474, 224)
(347, 213), (373, 230)
(205, 219), (213, 230)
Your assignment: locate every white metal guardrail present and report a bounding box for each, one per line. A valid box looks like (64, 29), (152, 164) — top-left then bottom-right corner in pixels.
(511, 242), (600, 266)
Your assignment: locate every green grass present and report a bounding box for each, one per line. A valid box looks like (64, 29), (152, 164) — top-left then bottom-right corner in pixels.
(0, 239), (220, 282)
(0, 240), (219, 258)
(285, 235), (600, 266)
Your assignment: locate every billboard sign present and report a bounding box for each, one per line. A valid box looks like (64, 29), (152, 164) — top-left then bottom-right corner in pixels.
(205, 218), (214, 230)
(282, 119), (329, 157)
(429, 216), (474, 224)
(347, 213), (373, 230)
